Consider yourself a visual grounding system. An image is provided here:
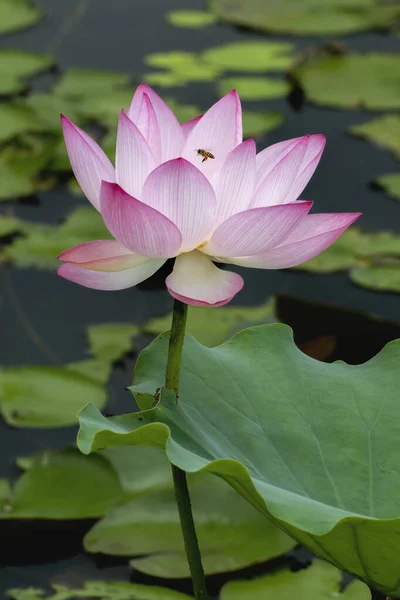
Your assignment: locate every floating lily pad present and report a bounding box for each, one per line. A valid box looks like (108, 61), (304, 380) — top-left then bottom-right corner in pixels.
(54, 68), (131, 101)
(220, 560), (370, 600)
(350, 261), (400, 292)
(166, 9), (217, 28)
(202, 41), (293, 72)
(79, 324), (400, 595)
(0, 0), (42, 35)
(242, 110), (284, 138)
(294, 54), (400, 110)
(0, 215), (22, 237)
(85, 471), (295, 578)
(357, 231), (400, 258)
(349, 115), (400, 159)
(0, 103), (45, 144)
(87, 323), (139, 363)
(0, 50), (53, 96)
(0, 365), (107, 427)
(67, 359), (113, 385)
(218, 76), (290, 101)
(209, 0), (400, 36)
(377, 173), (400, 201)
(144, 52), (221, 87)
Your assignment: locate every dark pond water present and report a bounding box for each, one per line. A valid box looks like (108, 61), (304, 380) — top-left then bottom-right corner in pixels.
(0, 0), (399, 596)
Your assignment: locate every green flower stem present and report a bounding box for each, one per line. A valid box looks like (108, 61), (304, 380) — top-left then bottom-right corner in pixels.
(165, 299), (210, 600)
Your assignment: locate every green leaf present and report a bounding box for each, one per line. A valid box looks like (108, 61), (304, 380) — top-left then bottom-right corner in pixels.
(143, 298), (275, 346)
(0, 50), (53, 96)
(202, 41), (293, 72)
(0, 365), (107, 427)
(220, 560), (371, 600)
(78, 324), (400, 595)
(54, 68), (131, 101)
(0, 0), (42, 35)
(166, 10), (217, 28)
(144, 52), (221, 87)
(1, 448), (123, 519)
(242, 110), (284, 138)
(209, 0), (400, 36)
(0, 103), (45, 144)
(85, 471), (295, 578)
(66, 359), (113, 385)
(377, 172), (400, 201)
(87, 323), (139, 363)
(7, 580), (192, 600)
(0, 215), (22, 237)
(294, 53), (400, 110)
(349, 115), (400, 159)
(218, 76), (290, 101)
(350, 261), (400, 292)
(356, 231), (400, 258)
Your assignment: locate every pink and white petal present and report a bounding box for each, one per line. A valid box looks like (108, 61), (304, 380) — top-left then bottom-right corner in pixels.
(181, 90), (242, 179)
(61, 115), (115, 211)
(166, 251), (243, 307)
(57, 258), (165, 291)
(142, 158), (216, 252)
(181, 115), (203, 141)
(214, 139), (256, 227)
(229, 213), (361, 269)
(255, 137), (302, 186)
(251, 136), (310, 208)
(100, 182), (182, 258)
(283, 134), (325, 205)
(204, 201), (312, 258)
(128, 83), (183, 162)
(116, 110), (156, 198)
(135, 94), (162, 164)
(59, 240), (148, 272)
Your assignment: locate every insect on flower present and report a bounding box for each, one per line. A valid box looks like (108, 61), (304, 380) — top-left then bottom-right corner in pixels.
(196, 148), (215, 163)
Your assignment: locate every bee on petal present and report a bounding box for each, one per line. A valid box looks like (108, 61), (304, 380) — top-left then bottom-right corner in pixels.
(196, 149), (215, 163)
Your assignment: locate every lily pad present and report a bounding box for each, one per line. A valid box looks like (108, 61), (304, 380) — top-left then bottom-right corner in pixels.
(218, 76), (290, 101)
(144, 52), (221, 87)
(53, 68), (131, 101)
(220, 560), (371, 600)
(209, 0), (400, 36)
(0, 0), (42, 35)
(242, 110), (284, 138)
(377, 173), (400, 201)
(0, 50), (53, 96)
(0, 103), (45, 144)
(85, 471), (295, 578)
(202, 41), (293, 72)
(67, 359), (113, 385)
(356, 231), (400, 258)
(294, 54), (400, 110)
(166, 10), (217, 28)
(0, 215), (22, 237)
(78, 324), (400, 596)
(87, 323), (139, 363)
(349, 115), (400, 159)
(0, 365), (107, 427)
(350, 261), (400, 292)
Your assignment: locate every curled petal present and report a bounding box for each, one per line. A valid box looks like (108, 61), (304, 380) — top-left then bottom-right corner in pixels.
(204, 201), (312, 258)
(229, 213), (361, 269)
(59, 240), (148, 272)
(100, 182), (182, 258)
(61, 115), (115, 211)
(166, 251), (243, 307)
(135, 93), (162, 164)
(142, 158), (216, 252)
(58, 258), (165, 291)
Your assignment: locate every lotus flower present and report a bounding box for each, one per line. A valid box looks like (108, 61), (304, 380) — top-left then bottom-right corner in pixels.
(58, 84), (360, 307)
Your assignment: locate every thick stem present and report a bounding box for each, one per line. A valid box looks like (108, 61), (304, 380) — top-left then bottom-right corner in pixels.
(165, 299), (209, 600)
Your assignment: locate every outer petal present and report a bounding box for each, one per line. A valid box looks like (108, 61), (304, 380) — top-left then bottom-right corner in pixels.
(61, 115), (115, 211)
(57, 258), (165, 291)
(128, 83), (183, 162)
(116, 110), (156, 199)
(229, 213), (361, 269)
(181, 115), (203, 141)
(250, 136), (310, 208)
(204, 201), (312, 258)
(166, 251), (243, 307)
(214, 139), (256, 227)
(100, 182), (182, 258)
(284, 134), (326, 205)
(135, 93), (162, 164)
(181, 90), (242, 179)
(255, 137), (302, 186)
(141, 158), (216, 252)
(59, 240), (148, 272)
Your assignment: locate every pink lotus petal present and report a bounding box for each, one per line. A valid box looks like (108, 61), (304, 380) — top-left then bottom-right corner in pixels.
(255, 137), (301, 186)
(142, 158), (216, 252)
(181, 90), (242, 179)
(214, 139), (256, 227)
(58, 258), (165, 291)
(283, 134), (326, 205)
(204, 201), (313, 258)
(58, 240), (148, 272)
(181, 115), (203, 140)
(251, 136), (310, 208)
(116, 110), (156, 198)
(128, 83), (183, 162)
(135, 93), (162, 164)
(61, 115), (115, 211)
(229, 213), (361, 269)
(166, 251), (243, 307)
(100, 181), (182, 258)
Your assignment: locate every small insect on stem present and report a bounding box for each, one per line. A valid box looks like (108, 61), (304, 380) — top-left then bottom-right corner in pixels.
(196, 149), (215, 163)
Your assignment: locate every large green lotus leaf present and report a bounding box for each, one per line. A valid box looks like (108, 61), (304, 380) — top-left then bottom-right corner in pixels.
(220, 560), (370, 600)
(0, 365), (107, 427)
(85, 471), (295, 578)
(294, 54), (400, 110)
(166, 9), (217, 28)
(143, 298), (275, 346)
(0, 0), (42, 35)
(350, 261), (400, 292)
(78, 324), (400, 595)
(86, 323), (139, 362)
(242, 110), (284, 138)
(1, 448), (123, 519)
(356, 231), (400, 258)
(377, 173), (400, 201)
(53, 68), (131, 100)
(0, 103), (45, 144)
(144, 52), (221, 87)
(7, 581), (191, 600)
(209, 0), (400, 36)
(218, 76), (290, 101)
(0, 50), (53, 96)
(202, 41), (293, 72)
(349, 115), (400, 160)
